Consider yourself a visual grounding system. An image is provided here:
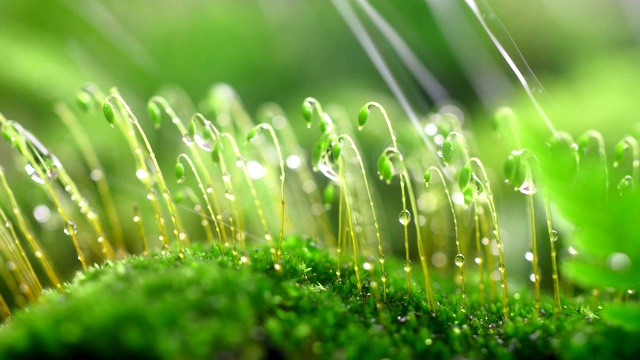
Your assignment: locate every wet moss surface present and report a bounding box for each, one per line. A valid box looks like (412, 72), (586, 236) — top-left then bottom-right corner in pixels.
(0, 237), (638, 360)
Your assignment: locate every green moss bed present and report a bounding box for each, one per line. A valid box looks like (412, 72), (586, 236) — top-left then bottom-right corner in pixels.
(0, 237), (638, 359)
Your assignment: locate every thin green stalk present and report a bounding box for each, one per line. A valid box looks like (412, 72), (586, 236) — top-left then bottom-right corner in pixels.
(258, 103), (336, 247)
(338, 156), (362, 292)
(105, 89), (188, 257)
(103, 93), (170, 253)
(0, 167), (62, 292)
(132, 203), (148, 257)
(471, 157), (509, 320)
(55, 102), (125, 258)
(361, 102), (434, 311)
(337, 134), (387, 300)
(247, 123), (286, 269)
(0, 117), (87, 270)
(176, 154), (217, 248)
(543, 189), (561, 315)
(178, 187), (216, 247)
(148, 99), (228, 251)
(0, 219), (38, 303)
(425, 166), (465, 307)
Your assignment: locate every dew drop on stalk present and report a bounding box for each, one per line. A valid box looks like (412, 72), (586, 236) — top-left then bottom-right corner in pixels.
(194, 135), (213, 152)
(550, 230), (558, 242)
(398, 209), (411, 225)
(379, 254), (385, 265)
(64, 221), (78, 235)
(24, 164), (45, 184)
(182, 134), (194, 147)
(404, 260), (412, 272)
(454, 254), (465, 267)
(498, 263), (506, 272)
(224, 190), (235, 201)
(136, 169), (149, 180)
(618, 175), (633, 195)
(525, 252), (534, 261)
(518, 180), (537, 195)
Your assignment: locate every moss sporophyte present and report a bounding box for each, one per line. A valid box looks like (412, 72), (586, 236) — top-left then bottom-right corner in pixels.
(2, 2), (640, 359)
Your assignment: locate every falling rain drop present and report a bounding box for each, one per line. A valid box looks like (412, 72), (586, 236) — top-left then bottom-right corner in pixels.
(398, 209), (411, 225)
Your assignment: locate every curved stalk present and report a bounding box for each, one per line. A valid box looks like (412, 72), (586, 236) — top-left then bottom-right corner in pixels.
(360, 102), (434, 311)
(55, 102), (125, 258)
(0, 166), (62, 292)
(425, 166), (465, 307)
(247, 123), (286, 269)
(149, 98), (228, 251)
(132, 203), (148, 257)
(176, 153), (218, 248)
(105, 89), (187, 257)
(338, 134), (387, 300)
(470, 157), (509, 320)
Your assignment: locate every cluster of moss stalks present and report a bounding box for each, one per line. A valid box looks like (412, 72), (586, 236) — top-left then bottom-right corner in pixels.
(0, 236), (636, 359)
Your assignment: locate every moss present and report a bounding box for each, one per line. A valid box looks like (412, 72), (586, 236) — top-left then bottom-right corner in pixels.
(0, 237), (638, 359)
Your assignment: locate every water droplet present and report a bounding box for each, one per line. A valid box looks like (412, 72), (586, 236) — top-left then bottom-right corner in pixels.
(518, 180), (537, 195)
(64, 221), (77, 236)
(194, 134), (213, 152)
(133, 215), (140, 223)
(182, 134), (194, 147)
(177, 176), (185, 184)
(525, 252), (534, 262)
(529, 273), (537, 282)
(498, 263), (506, 272)
(550, 230), (558, 242)
(454, 254), (465, 267)
(404, 260), (412, 272)
(136, 169), (149, 180)
(265, 232), (272, 242)
(474, 257), (482, 264)
(274, 263), (282, 271)
(568, 246), (578, 255)
(317, 147), (339, 181)
(398, 209), (411, 225)
(33, 204), (51, 223)
(240, 256), (248, 263)
(379, 254), (385, 264)
(222, 172), (231, 183)
(224, 190), (235, 201)
(618, 175), (633, 195)
(24, 164), (45, 184)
